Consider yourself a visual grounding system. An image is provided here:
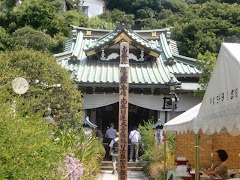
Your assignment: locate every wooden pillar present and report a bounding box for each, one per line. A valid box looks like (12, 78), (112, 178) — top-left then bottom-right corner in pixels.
(118, 41), (129, 180)
(90, 108), (96, 125)
(98, 109), (103, 132)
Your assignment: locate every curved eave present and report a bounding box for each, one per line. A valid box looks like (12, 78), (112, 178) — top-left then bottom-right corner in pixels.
(173, 54), (198, 65)
(85, 30), (161, 57)
(159, 33), (174, 61)
(76, 82), (169, 89)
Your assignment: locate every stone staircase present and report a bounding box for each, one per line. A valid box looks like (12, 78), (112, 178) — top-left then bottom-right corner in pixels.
(100, 161), (147, 171)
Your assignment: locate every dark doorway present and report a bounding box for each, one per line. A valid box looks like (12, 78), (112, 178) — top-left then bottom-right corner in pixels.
(96, 102), (158, 135)
(96, 102), (158, 160)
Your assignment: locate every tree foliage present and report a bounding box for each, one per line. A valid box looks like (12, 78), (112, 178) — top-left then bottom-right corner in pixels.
(11, 26), (53, 51)
(0, 0), (89, 53)
(0, 103), (105, 179)
(0, 26), (10, 50)
(0, 105), (64, 179)
(105, 1), (240, 58)
(0, 48), (105, 179)
(157, 2), (240, 58)
(98, 9), (135, 26)
(8, 0), (64, 35)
(88, 16), (115, 30)
(194, 51), (217, 99)
(0, 48), (82, 127)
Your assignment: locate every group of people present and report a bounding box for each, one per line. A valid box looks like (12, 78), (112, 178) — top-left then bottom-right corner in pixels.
(105, 123), (141, 174)
(97, 124), (230, 178)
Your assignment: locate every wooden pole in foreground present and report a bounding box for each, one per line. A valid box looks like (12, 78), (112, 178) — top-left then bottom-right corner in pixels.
(195, 133), (200, 180)
(118, 41), (129, 180)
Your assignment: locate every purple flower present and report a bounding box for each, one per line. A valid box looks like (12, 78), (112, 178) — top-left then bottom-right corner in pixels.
(59, 153), (84, 180)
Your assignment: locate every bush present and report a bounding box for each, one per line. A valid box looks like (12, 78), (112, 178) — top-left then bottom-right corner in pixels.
(0, 103), (64, 179)
(139, 120), (155, 154)
(0, 102), (105, 179)
(0, 48), (105, 179)
(0, 49), (82, 127)
(56, 128), (105, 179)
(139, 120), (176, 180)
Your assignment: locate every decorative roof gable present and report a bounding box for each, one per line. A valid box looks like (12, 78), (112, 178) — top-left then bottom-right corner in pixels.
(85, 22), (161, 58)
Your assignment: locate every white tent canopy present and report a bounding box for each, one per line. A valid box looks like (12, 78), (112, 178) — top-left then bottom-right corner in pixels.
(163, 103), (201, 134)
(194, 43), (240, 136)
(164, 43), (240, 136)
(163, 43), (240, 180)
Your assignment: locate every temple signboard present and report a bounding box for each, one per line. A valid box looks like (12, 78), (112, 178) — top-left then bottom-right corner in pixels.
(118, 41), (129, 180)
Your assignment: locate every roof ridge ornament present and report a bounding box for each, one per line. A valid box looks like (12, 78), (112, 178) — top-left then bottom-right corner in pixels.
(115, 18), (132, 32)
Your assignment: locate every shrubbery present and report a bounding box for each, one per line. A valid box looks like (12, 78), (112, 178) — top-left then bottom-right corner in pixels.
(139, 120), (175, 180)
(0, 48), (105, 179)
(0, 104), (105, 179)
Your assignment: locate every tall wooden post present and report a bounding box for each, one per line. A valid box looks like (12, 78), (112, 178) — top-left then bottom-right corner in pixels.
(118, 41), (129, 180)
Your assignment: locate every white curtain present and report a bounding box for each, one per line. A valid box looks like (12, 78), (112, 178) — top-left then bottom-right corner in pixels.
(82, 93), (118, 109)
(82, 93), (201, 112)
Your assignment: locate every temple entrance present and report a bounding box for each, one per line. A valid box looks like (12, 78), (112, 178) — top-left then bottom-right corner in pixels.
(94, 102), (158, 161)
(96, 102), (158, 137)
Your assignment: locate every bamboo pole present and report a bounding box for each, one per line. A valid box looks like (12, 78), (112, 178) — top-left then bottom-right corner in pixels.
(194, 133), (200, 180)
(163, 132), (167, 180)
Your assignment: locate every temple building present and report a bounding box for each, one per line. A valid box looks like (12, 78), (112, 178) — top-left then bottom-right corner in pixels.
(54, 23), (202, 133)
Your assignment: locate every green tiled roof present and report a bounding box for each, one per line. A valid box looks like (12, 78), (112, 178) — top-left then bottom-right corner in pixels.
(85, 27), (161, 57)
(54, 26), (201, 88)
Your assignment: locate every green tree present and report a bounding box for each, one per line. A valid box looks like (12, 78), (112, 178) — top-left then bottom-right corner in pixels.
(157, 2), (240, 58)
(10, 26), (67, 53)
(11, 26), (53, 51)
(0, 48), (82, 127)
(88, 16), (115, 29)
(0, 48), (105, 179)
(194, 51), (217, 99)
(0, 0), (17, 28)
(110, 9), (135, 25)
(97, 9), (135, 27)
(162, 0), (188, 13)
(63, 10), (88, 28)
(10, 0), (65, 35)
(0, 26), (10, 50)
(0, 0), (90, 52)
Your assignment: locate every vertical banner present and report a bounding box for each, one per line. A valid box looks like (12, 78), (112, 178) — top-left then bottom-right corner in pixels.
(118, 41), (129, 180)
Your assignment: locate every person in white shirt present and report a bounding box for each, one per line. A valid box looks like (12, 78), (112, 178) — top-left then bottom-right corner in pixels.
(109, 132), (119, 174)
(129, 127), (141, 162)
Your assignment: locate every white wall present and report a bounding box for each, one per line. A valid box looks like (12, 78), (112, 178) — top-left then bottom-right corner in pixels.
(82, 0), (105, 18)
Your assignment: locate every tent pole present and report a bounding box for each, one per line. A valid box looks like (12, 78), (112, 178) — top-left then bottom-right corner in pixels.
(194, 133), (200, 180)
(163, 132), (167, 180)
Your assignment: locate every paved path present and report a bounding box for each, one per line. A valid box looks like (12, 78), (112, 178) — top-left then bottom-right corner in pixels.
(97, 170), (149, 180)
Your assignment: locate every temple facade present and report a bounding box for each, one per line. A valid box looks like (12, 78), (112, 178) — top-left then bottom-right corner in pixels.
(54, 23), (202, 133)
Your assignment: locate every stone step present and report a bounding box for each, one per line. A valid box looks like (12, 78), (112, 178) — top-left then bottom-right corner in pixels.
(100, 166), (143, 171)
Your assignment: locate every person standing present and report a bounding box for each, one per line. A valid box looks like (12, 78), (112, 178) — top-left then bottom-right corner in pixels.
(129, 127), (141, 162)
(109, 132), (119, 174)
(105, 123), (117, 143)
(105, 123), (117, 160)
